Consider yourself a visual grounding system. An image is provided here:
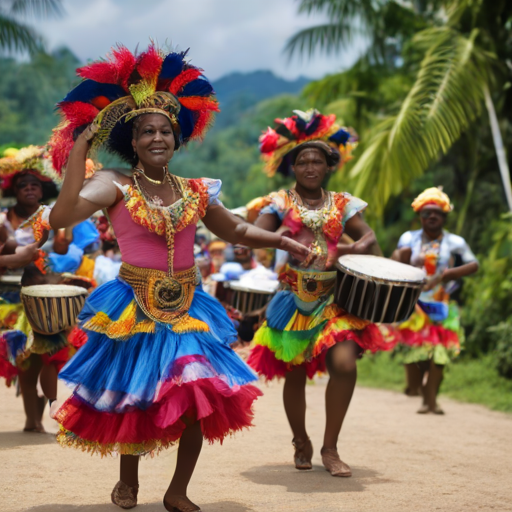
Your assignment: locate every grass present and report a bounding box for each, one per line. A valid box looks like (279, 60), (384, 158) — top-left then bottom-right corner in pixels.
(357, 352), (512, 413)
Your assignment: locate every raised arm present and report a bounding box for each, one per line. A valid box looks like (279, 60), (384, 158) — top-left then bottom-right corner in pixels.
(203, 205), (309, 260)
(49, 125), (118, 229)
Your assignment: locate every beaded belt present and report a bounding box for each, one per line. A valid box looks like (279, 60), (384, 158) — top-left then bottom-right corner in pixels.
(119, 262), (201, 327)
(279, 264), (337, 303)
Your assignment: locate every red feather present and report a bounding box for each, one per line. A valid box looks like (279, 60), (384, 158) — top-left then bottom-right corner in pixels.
(49, 124), (75, 174)
(78, 46), (136, 91)
(136, 45), (163, 81)
(169, 69), (202, 95)
(59, 101), (99, 125)
(259, 128), (279, 154)
(190, 110), (215, 139)
(178, 96), (219, 112)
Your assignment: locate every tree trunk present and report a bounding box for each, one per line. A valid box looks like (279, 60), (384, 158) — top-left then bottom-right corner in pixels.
(484, 86), (512, 212)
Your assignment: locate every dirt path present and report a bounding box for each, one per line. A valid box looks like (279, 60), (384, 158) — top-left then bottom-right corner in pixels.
(1, 377), (511, 512)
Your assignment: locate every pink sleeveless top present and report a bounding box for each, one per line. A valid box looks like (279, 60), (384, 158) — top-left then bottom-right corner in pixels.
(108, 201), (197, 272)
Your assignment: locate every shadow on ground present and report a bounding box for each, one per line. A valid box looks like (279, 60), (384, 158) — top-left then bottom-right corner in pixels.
(0, 431), (56, 450)
(241, 463), (394, 493)
(25, 501), (252, 512)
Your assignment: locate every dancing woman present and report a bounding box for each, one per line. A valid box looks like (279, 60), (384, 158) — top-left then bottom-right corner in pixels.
(0, 146), (74, 432)
(47, 45), (308, 512)
(247, 110), (389, 477)
(392, 187), (478, 414)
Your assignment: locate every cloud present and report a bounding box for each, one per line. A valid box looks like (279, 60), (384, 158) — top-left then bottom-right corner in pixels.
(32, 0), (367, 80)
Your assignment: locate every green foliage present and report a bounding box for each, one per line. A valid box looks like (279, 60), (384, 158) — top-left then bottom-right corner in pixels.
(462, 214), (512, 356)
(489, 318), (512, 379)
(0, 49), (79, 146)
(0, 0), (63, 54)
(357, 351), (512, 412)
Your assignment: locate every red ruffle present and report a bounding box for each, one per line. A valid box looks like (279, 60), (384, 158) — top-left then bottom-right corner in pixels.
(312, 322), (391, 358)
(68, 327), (88, 349)
(41, 346), (74, 373)
(400, 325), (459, 349)
(56, 377), (262, 445)
(247, 345), (326, 380)
(0, 343), (17, 386)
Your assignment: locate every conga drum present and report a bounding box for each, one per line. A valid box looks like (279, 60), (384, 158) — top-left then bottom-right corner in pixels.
(21, 284), (88, 335)
(335, 255), (425, 323)
(229, 280), (279, 315)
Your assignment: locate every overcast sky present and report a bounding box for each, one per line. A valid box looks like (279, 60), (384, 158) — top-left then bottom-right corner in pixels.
(29, 0), (366, 81)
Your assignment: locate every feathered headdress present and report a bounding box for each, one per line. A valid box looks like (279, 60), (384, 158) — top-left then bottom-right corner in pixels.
(412, 187), (453, 213)
(259, 109), (357, 177)
(0, 146), (59, 198)
(49, 44), (219, 175)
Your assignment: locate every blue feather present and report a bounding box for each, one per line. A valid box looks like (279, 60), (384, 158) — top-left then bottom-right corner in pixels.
(4, 330), (27, 359)
(159, 51), (188, 80)
(63, 81), (126, 103)
(181, 78), (214, 97)
(178, 107), (195, 140)
(329, 128), (350, 145)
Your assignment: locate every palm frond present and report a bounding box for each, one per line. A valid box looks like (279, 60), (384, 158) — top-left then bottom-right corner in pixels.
(285, 22), (359, 59)
(9, 0), (63, 17)
(0, 14), (42, 53)
(296, 0), (377, 22)
(349, 26), (495, 216)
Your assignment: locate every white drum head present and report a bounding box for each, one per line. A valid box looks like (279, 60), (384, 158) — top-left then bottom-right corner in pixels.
(229, 279), (279, 294)
(21, 284), (88, 297)
(337, 254), (425, 284)
(0, 275), (22, 284)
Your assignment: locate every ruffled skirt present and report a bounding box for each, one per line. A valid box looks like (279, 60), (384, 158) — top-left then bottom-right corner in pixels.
(54, 277), (262, 456)
(247, 290), (391, 380)
(391, 302), (462, 365)
(0, 298), (82, 385)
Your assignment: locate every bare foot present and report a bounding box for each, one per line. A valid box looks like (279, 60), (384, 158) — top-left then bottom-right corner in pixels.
(163, 494), (201, 512)
(23, 425), (46, 433)
(321, 447), (352, 477)
(49, 400), (61, 420)
(111, 480), (138, 509)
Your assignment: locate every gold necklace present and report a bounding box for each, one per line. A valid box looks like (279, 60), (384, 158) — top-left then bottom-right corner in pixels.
(133, 166), (166, 185)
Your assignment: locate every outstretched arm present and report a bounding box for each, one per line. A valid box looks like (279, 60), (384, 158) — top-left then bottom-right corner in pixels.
(50, 125), (118, 230)
(203, 205), (309, 260)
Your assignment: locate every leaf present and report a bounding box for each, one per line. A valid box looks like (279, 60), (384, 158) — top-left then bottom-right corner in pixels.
(9, 0), (64, 18)
(349, 26), (495, 216)
(0, 14), (42, 53)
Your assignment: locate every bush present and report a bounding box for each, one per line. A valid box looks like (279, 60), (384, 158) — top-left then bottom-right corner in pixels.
(489, 318), (512, 379)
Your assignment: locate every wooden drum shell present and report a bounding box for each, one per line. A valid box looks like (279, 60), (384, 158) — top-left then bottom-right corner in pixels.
(335, 255), (425, 324)
(229, 281), (278, 315)
(21, 285), (87, 335)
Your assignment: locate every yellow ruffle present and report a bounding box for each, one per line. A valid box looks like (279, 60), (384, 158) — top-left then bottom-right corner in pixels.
(83, 301), (155, 340)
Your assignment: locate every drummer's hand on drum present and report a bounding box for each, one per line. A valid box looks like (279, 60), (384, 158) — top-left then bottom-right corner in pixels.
(13, 242), (40, 268)
(279, 235), (311, 263)
(423, 274), (443, 291)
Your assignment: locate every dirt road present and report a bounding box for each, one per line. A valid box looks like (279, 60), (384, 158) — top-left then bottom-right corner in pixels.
(1, 377), (511, 512)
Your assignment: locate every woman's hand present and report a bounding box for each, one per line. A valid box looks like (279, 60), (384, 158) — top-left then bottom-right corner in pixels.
(13, 242), (39, 268)
(423, 274), (443, 291)
(279, 235), (311, 262)
(77, 122), (99, 146)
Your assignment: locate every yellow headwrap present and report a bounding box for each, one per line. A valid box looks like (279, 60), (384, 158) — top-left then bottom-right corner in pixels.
(411, 187), (453, 213)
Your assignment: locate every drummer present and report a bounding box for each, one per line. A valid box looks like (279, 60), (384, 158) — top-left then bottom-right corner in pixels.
(0, 146), (81, 433)
(392, 187), (478, 414)
(247, 109), (390, 477)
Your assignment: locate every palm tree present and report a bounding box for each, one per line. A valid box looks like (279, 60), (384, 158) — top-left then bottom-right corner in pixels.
(287, 0), (512, 216)
(0, 0), (63, 54)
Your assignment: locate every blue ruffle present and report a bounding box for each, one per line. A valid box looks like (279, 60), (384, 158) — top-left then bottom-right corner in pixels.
(59, 278), (257, 413)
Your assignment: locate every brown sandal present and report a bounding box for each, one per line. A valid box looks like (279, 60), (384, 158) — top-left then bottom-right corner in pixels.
(292, 437), (313, 470)
(163, 495), (201, 512)
(111, 480), (139, 509)
(321, 447), (352, 477)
